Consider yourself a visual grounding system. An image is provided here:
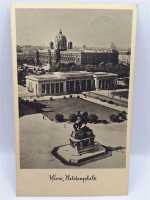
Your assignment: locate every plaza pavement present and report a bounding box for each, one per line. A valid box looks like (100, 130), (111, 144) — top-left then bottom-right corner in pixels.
(92, 89), (128, 102)
(20, 113), (126, 169)
(81, 95), (128, 112)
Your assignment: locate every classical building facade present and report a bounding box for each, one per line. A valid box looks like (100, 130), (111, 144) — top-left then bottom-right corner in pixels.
(118, 50), (130, 65)
(26, 71), (117, 96)
(37, 29), (119, 68)
(17, 30), (131, 68)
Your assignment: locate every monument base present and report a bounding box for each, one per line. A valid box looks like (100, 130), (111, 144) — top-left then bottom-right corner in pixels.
(52, 142), (112, 166)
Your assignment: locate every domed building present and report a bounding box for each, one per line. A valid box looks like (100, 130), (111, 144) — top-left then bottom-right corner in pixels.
(38, 29), (119, 68)
(55, 29), (67, 51)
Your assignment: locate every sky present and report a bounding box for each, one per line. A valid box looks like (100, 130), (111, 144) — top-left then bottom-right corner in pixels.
(16, 8), (133, 49)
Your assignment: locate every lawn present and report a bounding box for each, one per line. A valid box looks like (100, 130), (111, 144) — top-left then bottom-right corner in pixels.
(38, 97), (119, 121)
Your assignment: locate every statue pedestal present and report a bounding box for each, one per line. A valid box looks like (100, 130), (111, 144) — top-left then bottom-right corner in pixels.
(69, 136), (96, 156)
(52, 142), (111, 166)
(52, 125), (112, 166)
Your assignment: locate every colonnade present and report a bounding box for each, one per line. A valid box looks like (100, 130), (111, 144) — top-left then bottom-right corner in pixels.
(36, 78), (116, 96)
(95, 78), (116, 90)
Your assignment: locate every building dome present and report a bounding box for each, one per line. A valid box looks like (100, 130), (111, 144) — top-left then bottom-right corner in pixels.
(55, 29), (67, 51)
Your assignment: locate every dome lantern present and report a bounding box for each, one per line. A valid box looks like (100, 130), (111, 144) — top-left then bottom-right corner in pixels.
(55, 29), (67, 51)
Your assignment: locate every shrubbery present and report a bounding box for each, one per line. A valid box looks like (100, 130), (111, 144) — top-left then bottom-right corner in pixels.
(55, 113), (64, 122)
(50, 97), (53, 101)
(108, 100), (114, 104)
(110, 114), (117, 122)
(88, 114), (98, 123)
(110, 111), (127, 122)
(119, 111), (127, 120)
(69, 113), (77, 122)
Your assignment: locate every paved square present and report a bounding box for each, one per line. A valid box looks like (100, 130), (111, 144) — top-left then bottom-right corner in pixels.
(20, 112), (126, 168)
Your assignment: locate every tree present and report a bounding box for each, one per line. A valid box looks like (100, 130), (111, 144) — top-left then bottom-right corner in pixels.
(110, 112), (126, 123)
(69, 114), (77, 122)
(110, 114), (117, 122)
(50, 97), (53, 101)
(88, 114), (98, 123)
(55, 113), (64, 122)
(118, 111), (127, 120)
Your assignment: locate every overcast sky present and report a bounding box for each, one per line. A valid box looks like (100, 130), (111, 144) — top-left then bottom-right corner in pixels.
(16, 8), (132, 49)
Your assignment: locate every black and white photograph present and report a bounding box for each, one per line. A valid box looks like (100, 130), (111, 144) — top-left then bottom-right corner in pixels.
(16, 7), (133, 169)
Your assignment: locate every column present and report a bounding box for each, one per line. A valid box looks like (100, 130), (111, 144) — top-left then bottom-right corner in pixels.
(58, 82), (60, 94)
(73, 81), (75, 93)
(50, 83), (52, 95)
(113, 79), (116, 89)
(79, 80), (82, 92)
(59, 82), (61, 94)
(94, 78), (99, 90)
(36, 82), (39, 96)
(49, 82), (51, 95)
(85, 79), (88, 91)
(45, 83), (47, 95)
(100, 79), (103, 89)
(54, 83), (56, 95)
(104, 80), (107, 89)
(39, 82), (42, 96)
(63, 81), (67, 94)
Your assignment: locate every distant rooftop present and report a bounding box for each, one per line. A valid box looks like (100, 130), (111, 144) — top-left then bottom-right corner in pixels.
(26, 71), (117, 81)
(44, 48), (115, 54)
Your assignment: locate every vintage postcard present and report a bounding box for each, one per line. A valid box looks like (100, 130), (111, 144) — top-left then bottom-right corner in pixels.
(11, 4), (137, 196)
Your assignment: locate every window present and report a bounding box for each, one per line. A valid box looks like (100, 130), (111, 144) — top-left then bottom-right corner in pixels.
(41, 84), (45, 93)
(66, 81), (70, 92)
(46, 84), (50, 94)
(51, 83), (55, 94)
(99, 80), (101, 88)
(70, 81), (74, 92)
(56, 83), (59, 94)
(87, 80), (91, 90)
(81, 80), (86, 91)
(75, 80), (80, 92)
(60, 82), (63, 93)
